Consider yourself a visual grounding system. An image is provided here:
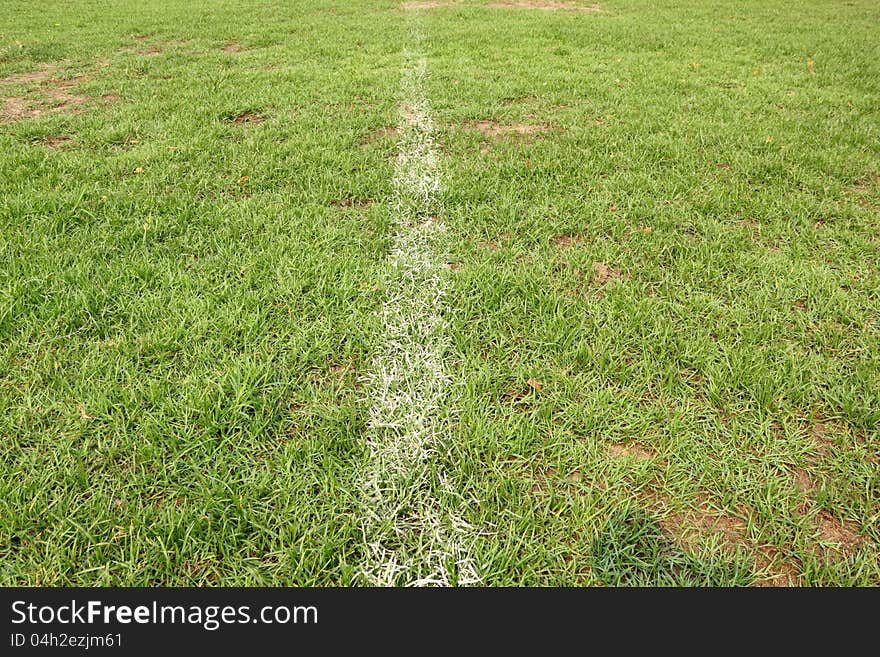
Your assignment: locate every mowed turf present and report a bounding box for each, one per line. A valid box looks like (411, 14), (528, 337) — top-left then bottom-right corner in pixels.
(1, 0), (404, 585)
(1, 0), (878, 585)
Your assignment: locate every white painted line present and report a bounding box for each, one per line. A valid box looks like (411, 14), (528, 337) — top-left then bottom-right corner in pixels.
(357, 39), (480, 587)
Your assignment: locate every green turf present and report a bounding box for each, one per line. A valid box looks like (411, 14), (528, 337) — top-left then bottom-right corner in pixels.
(1, 0), (877, 586)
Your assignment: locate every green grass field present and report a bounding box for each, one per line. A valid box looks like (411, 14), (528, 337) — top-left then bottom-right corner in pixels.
(1, 0), (878, 586)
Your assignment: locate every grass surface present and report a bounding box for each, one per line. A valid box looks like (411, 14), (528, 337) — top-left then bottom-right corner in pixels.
(1, 0), (878, 586)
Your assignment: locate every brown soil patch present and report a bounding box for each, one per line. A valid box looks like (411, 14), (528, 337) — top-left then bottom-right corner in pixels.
(752, 547), (803, 587)
(789, 450), (864, 560)
(1, 97), (34, 121)
(142, 48), (161, 57)
(792, 468), (817, 494)
(503, 94), (537, 106)
(551, 234), (584, 248)
(223, 43), (244, 53)
(466, 119), (549, 139)
(607, 443), (654, 461)
(850, 174), (878, 195)
(403, 1), (459, 8)
(363, 126), (398, 145)
(42, 135), (72, 149)
(530, 466), (557, 493)
(332, 197), (373, 210)
(653, 496), (746, 556)
(230, 111), (264, 125)
(591, 261), (626, 285)
(448, 262), (463, 272)
(40, 76), (91, 103)
(478, 231), (510, 251)
(2, 75), (93, 122)
(849, 176), (879, 211)
(811, 419), (848, 449)
(815, 510), (862, 554)
(687, 495), (747, 546)
(131, 34), (149, 41)
(487, 1), (602, 11)
(657, 494), (803, 586)
(1, 65), (55, 85)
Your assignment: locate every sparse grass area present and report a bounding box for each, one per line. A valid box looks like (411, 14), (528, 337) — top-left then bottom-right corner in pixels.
(1, 0), (878, 585)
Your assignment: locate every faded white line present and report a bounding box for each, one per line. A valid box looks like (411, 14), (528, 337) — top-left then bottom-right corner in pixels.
(357, 37), (479, 587)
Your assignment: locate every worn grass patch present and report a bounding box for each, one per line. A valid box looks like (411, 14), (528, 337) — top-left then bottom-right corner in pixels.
(1, 69), (103, 122)
(590, 508), (752, 586)
(486, 1), (602, 11)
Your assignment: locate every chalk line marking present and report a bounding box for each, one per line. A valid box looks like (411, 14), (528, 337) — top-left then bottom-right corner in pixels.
(357, 33), (480, 587)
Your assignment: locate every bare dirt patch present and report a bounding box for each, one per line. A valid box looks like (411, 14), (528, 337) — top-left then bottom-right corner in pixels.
(656, 494), (803, 586)
(477, 231), (510, 251)
(362, 126), (398, 145)
(550, 234), (584, 249)
(788, 455), (864, 559)
(752, 547), (803, 587)
(2, 75), (93, 122)
(46, 79), (94, 110)
(591, 261), (626, 285)
(42, 135), (72, 149)
(142, 48), (161, 57)
(815, 510), (863, 555)
(466, 119), (550, 139)
(229, 111), (264, 125)
(503, 94), (537, 106)
(403, 1), (459, 9)
(1, 65), (55, 85)
(530, 466), (557, 493)
(849, 175), (879, 211)
(223, 43), (244, 53)
(332, 197), (373, 210)
(810, 419), (849, 449)
(792, 467), (817, 494)
(1, 97), (33, 121)
(850, 175), (878, 196)
(673, 495), (747, 549)
(607, 443), (654, 462)
(487, 1), (602, 11)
